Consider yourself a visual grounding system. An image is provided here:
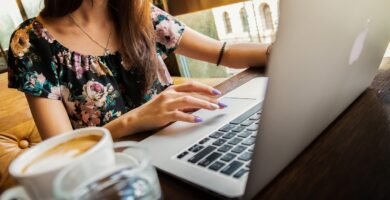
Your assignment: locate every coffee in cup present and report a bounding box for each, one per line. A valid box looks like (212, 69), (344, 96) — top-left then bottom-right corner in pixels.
(22, 134), (102, 174)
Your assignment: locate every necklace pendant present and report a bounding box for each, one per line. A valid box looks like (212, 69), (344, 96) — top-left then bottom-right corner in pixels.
(104, 49), (111, 56)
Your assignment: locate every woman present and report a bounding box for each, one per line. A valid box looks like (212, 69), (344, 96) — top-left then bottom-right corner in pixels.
(8, 0), (269, 139)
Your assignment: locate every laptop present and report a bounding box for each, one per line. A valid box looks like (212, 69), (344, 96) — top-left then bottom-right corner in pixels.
(138, 0), (390, 199)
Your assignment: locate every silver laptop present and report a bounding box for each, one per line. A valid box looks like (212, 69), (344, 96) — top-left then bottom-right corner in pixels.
(138, 0), (390, 199)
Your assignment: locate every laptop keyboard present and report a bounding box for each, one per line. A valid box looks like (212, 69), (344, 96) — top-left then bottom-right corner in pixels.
(176, 103), (262, 179)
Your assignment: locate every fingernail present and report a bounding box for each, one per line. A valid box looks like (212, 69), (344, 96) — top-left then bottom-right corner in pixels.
(195, 116), (203, 123)
(212, 89), (221, 95)
(218, 102), (228, 108)
(210, 103), (220, 109)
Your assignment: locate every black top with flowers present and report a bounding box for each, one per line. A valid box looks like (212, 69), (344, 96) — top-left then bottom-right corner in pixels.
(8, 6), (185, 128)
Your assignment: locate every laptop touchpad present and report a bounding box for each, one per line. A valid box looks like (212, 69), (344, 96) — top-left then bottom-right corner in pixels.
(222, 77), (268, 100)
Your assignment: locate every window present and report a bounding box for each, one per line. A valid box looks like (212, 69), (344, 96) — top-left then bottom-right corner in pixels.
(0, 0), (44, 49)
(176, 9), (228, 78)
(260, 4), (274, 31)
(223, 12), (232, 34)
(175, 1), (280, 78)
(21, 0), (44, 18)
(240, 7), (249, 32)
(0, 0), (44, 72)
(0, 1), (23, 50)
(386, 42), (390, 57)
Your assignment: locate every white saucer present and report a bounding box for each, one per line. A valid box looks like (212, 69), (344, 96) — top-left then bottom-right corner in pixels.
(0, 186), (30, 200)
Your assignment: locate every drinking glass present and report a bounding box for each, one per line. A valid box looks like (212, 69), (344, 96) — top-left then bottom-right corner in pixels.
(53, 142), (162, 200)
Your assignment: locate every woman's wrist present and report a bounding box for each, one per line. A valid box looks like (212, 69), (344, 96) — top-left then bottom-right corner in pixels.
(103, 109), (140, 139)
(265, 43), (273, 62)
(221, 43), (269, 68)
(246, 44), (269, 68)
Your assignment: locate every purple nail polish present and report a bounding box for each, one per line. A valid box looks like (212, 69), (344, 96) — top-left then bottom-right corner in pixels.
(212, 89), (221, 95)
(218, 102), (228, 108)
(195, 116), (203, 123)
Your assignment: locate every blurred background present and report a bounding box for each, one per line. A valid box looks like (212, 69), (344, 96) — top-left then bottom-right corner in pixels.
(0, 0), (389, 76)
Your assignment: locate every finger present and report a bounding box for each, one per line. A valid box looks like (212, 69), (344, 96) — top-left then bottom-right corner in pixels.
(185, 92), (219, 104)
(176, 92), (227, 108)
(171, 81), (222, 96)
(168, 111), (203, 123)
(167, 95), (220, 111)
(158, 90), (227, 109)
(180, 108), (199, 113)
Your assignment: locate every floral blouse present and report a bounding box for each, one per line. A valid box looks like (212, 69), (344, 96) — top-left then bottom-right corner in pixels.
(8, 6), (185, 128)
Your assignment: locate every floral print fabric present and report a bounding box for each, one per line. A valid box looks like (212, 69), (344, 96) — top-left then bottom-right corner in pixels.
(8, 6), (185, 128)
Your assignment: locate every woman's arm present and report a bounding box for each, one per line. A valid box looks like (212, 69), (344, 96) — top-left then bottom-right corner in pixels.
(25, 94), (144, 139)
(105, 81), (225, 138)
(26, 94), (73, 139)
(27, 81), (224, 140)
(175, 27), (269, 68)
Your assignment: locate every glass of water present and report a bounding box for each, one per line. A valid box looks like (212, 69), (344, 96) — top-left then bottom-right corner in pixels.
(53, 142), (162, 200)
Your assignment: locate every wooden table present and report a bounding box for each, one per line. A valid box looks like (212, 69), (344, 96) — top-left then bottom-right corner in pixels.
(124, 61), (390, 199)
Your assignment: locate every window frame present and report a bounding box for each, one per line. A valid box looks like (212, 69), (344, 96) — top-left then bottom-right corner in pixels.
(240, 7), (250, 32)
(260, 3), (274, 31)
(223, 11), (233, 34)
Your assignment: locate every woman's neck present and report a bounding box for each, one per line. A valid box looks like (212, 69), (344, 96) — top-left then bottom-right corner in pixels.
(71, 0), (111, 25)
(37, 0), (119, 57)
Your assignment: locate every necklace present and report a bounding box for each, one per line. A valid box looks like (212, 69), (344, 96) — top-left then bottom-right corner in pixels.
(69, 14), (112, 56)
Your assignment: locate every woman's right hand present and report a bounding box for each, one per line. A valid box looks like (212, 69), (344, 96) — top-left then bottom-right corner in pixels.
(126, 81), (227, 134)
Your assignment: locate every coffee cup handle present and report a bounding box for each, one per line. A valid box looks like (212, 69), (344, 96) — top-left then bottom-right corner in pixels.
(0, 186), (31, 200)
(113, 141), (139, 152)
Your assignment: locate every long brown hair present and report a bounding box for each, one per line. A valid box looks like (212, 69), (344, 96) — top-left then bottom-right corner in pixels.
(40, 0), (158, 96)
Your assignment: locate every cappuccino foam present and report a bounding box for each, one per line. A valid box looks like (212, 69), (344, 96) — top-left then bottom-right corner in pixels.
(22, 134), (102, 174)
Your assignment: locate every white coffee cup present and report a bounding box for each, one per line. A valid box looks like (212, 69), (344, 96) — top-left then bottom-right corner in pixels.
(3, 127), (115, 200)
